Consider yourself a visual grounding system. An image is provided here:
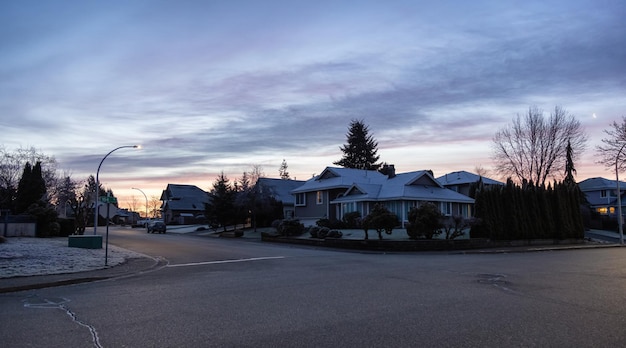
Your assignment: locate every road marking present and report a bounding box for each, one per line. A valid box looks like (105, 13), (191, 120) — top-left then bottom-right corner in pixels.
(167, 256), (285, 268)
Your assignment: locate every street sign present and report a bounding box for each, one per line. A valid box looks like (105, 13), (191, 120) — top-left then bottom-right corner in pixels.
(100, 196), (118, 204)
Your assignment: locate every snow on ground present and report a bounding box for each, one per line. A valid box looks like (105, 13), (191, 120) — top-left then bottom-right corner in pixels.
(0, 237), (146, 278)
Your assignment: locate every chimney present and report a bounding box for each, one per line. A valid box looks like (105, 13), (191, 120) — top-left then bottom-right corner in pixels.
(381, 163), (396, 178)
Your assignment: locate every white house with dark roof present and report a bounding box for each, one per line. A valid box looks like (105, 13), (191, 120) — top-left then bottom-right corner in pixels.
(436, 170), (504, 197)
(578, 177), (626, 218)
(291, 167), (474, 227)
(160, 184), (210, 224)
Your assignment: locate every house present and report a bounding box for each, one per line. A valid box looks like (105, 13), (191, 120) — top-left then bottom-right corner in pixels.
(291, 166), (474, 227)
(160, 184), (210, 224)
(578, 177), (626, 218)
(436, 170), (504, 197)
(255, 178), (306, 219)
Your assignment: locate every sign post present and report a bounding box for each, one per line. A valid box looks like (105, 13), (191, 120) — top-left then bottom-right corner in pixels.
(101, 196), (118, 266)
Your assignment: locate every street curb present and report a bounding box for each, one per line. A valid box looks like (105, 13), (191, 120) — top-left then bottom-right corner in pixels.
(0, 256), (163, 294)
(452, 243), (623, 254)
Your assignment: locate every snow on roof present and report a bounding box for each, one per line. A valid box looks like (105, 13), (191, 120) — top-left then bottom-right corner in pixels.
(436, 171), (504, 186)
(295, 167), (474, 203)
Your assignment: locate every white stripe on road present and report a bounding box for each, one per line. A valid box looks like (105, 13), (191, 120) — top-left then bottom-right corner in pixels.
(167, 256), (285, 268)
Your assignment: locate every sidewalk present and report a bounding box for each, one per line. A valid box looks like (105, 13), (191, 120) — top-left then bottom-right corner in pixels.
(0, 237), (161, 293)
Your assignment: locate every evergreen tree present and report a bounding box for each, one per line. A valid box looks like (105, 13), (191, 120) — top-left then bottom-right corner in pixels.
(206, 172), (236, 231)
(564, 140), (576, 185)
(279, 159), (290, 179)
(334, 119), (381, 170)
(14, 161), (47, 214)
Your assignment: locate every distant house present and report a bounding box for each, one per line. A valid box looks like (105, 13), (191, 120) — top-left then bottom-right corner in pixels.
(436, 171), (504, 197)
(291, 166), (474, 227)
(255, 178), (306, 219)
(578, 177), (626, 218)
(160, 184), (210, 224)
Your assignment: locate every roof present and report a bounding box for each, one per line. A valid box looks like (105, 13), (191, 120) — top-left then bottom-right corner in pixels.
(293, 167), (474, 204)
(436, 171), (504, 186)
(578, 177), (626, 192)
(578, 177), (626, 207)
(291, 167), (388, 193)
(333, 170), (473, 204)
(256, 178), (306, 205)
(161, 184), (209, 211)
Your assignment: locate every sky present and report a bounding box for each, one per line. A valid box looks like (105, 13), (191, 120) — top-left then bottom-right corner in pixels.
(1, 0), (625, 210)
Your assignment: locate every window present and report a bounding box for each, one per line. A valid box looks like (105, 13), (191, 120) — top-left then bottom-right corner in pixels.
(295, 193), (306, 206)
(601, 190), (607, 198)
(316, 191), (323, 205)
(441, 202), (452, 216)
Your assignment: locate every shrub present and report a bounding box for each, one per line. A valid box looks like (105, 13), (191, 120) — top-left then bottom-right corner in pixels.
(57, 218), (76, 236)
(316, 218), (345, 229)
(406, 203), (443, 239)
(342, 211), (361, 229)
(363, 204), (399, 240)
(275, 219), (304, 236)
(309, 226), (321, 238)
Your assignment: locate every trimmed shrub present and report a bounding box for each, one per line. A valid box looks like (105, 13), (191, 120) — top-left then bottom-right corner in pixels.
(275, 219), (305, 236)
(342, 211), (362, 229)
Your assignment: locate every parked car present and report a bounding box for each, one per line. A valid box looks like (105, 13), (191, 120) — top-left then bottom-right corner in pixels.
(147, 221), (166, 234)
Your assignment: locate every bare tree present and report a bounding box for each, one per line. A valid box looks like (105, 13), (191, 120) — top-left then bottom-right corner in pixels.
(474, 165), (490, 178)
(128, 195), (140, 215)
(492, 106), (586, 186)
(596, 116), (626, 171)
(149, 195), (161, 218)
(247, 164), (264, 185)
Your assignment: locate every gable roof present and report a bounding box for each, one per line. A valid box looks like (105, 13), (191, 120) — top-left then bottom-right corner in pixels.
(578, 177), (626, 192)
(333, 170), (473, 204)
(256, 178), (306, 205)
(161, 184), (209, 211)
(291, 167), (388, 193)
(436, 171), (504, 186)
(293, 166), (473, 204)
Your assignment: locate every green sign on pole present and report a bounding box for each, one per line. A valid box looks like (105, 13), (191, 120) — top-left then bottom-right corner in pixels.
(100, 196), (118, 204)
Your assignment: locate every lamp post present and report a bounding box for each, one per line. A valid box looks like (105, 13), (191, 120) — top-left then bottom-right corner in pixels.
(94, 145), (140, 235)
(132, 187), (149, 221)
(615, 142), (626, 245)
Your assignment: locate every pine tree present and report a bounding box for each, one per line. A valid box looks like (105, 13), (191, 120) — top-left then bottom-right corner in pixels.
(14, 161), (47, 214)
(279, 159), (290, 179)
(206, 172), (236, 231)
(564, 140), (576, 185)
(334, 119), (381, 170)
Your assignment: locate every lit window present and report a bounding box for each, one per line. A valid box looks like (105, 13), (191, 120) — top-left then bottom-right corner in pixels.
(596, 207), (608, 214)
(316, 191), (323, 204)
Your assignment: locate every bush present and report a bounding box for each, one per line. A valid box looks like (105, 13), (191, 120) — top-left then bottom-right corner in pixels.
(57, 218), (76, 236)
(406, 203), (443, 239)
(363, 204), (399, 240)
(275, 219), (305, 236)
(316, 218), (345, 229)
(342, 211), (362, 229)
(309, 225), (342, 239)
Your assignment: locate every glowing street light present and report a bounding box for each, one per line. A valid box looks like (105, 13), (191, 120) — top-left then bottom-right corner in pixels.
(132, 187), (149, 220)
(94, 145), (140, 235)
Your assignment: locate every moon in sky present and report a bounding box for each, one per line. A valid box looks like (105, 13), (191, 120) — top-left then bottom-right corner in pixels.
(593, 113), (597, 119)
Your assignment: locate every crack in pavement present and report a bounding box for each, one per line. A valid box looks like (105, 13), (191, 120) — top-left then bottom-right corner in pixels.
(23, 296), (102, 348)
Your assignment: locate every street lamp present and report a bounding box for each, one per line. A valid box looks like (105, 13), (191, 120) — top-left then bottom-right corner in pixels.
(615, 142), (626, 245)
(94, 145), (140, 235)
(132, 187), (148, 220)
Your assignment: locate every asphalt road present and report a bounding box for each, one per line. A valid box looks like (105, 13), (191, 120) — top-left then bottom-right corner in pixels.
(1, 227), (626, 347)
